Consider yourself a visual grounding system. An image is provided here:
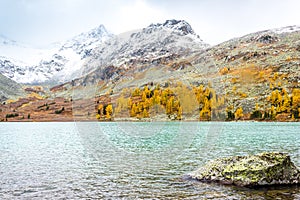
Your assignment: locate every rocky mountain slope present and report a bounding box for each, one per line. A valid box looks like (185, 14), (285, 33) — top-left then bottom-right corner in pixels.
(0, 73), (24, 102)
(205, 25), (300, 117)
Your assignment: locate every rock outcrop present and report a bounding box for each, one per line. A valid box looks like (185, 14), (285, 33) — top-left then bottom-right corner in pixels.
(188, 152), (300, 187)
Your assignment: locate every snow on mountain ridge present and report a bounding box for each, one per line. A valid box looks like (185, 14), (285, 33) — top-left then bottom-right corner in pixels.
(147, 19), (196, 36)
(0, 24), (113, 84)
(141, 19), (205, 46)
(82, 20), (209, 75)
(61, 24), (113, 52)
(271, 25), (300, 34)
(49, 24), (114, 83)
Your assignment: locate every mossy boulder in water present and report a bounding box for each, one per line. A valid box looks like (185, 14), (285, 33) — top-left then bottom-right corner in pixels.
(188, 152), (300, 187)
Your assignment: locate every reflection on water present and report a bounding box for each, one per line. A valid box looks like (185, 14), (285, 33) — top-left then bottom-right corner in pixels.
(0, 122), (299, 199)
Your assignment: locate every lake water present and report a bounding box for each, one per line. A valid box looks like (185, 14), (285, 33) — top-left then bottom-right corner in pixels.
(0, 122), (299, 199)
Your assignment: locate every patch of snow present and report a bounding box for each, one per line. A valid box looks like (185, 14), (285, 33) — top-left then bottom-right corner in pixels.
(271, 25), (300, 34)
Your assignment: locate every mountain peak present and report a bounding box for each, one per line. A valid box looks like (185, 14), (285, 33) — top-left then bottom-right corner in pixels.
(163, 19), (195, 35)
(62, 24), (113, 51)
(87, 24), (111, 38)
(147, 19), (196, 36)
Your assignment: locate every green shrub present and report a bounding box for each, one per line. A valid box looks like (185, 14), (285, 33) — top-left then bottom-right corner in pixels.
(6, 113), (19, 118)
(55, 107), (64, 114)
(227, 111), (235, 121)
(250, 110), (262, 119)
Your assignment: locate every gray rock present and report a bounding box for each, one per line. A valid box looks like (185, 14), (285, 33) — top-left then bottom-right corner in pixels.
(188, 152), (300, 187)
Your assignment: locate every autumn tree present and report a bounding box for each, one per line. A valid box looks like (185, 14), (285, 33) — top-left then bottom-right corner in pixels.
(281, 89), (290, 113)
(270, 105), (276, 119)
(267, 87), (294, 119)
(130, 103), (138, 117)
(115, 95), (128, 114)
(193, 83), (227, 121)
(142, 108), (149, 118)
(177, 106), (182, 120)
(96, 104), (104, 119)
(105, 104), (113, 120)
(291, 88), (300, 118)
(175, 84), (198, 115)
(235, 107), (243, 120)
(132, 88), (141, 97)
(250, 103), (262, 119)
(219, 67), (229, 75)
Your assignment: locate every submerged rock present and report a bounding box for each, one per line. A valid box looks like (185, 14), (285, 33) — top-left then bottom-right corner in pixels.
(188, 152), (300, 187)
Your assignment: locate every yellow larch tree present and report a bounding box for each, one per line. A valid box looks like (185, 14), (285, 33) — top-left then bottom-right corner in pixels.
(105, 104), (113, 120)
(234, 107), (243, 120)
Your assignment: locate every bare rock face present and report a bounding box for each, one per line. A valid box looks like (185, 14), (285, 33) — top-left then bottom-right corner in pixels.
(188, 152), (300, 187)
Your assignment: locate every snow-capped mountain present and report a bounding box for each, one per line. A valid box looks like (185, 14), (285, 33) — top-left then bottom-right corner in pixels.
(82, 20), (208, 75)
(38, 25), (114, 83)
(0, 20), (208, 84)
(0, 34), (59, 83)
(0, 25), (113, 84)
(61, 25), (112, 55)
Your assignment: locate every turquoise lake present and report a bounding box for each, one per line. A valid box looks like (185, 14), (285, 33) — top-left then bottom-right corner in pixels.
(0, 122), (299, 199)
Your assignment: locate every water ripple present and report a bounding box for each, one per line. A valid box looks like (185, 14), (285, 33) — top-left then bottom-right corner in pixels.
(0, 122), (299, 199)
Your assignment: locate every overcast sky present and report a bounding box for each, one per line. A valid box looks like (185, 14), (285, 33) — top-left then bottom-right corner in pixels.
(1, 0), (300, 46)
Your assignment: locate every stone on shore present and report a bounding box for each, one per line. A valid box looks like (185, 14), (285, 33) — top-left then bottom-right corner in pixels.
(188, 152), (300, 187)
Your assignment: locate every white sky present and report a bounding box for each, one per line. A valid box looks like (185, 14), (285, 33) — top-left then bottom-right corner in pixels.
(1, 0), (300, 46)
